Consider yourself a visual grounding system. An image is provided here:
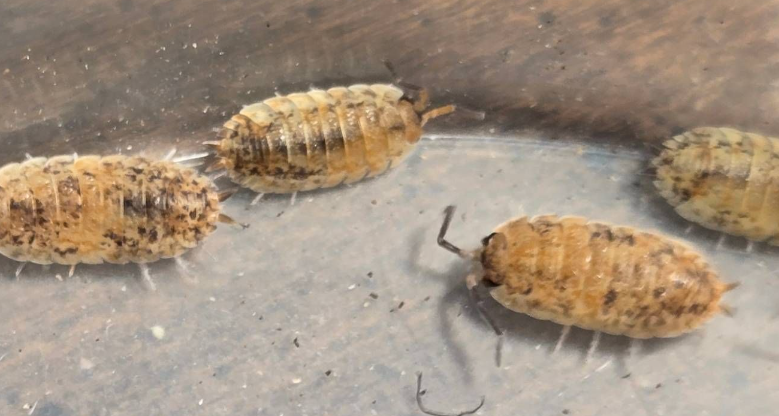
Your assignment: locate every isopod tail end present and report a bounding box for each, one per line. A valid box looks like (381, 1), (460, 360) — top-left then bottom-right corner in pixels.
(722, 282), (741, 293)
(218, 213), (249, 229)
(203, 140), (222, 150)
(217, 187), (240, 203)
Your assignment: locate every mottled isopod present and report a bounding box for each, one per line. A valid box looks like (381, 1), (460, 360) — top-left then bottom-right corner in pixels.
(437, 206), (737, 359)
(653, 126), (779, 245)
(0, 154), (241, 285)
(206, 82), (457, 196)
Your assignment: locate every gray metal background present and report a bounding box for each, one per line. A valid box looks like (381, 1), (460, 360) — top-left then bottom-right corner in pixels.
(2, 0), (779, 415)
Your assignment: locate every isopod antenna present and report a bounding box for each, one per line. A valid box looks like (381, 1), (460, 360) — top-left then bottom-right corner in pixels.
(415, 372), (485, 416)
(437, 205), (466, 257)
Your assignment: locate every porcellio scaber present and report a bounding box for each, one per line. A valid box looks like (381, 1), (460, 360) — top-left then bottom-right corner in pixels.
(0, 154), (239, 274)
(206, 83), (457, 195)
(654, 127), (779, 245)
(437, 206), (737, 354)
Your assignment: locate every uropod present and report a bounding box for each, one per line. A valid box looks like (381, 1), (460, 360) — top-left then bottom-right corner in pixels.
(0, 154), (242, 288)
(205, 64), (472, 204)
(654, 126), (779, 246)
(437, 206), (738, 361)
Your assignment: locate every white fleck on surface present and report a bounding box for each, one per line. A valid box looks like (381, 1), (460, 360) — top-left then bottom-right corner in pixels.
(151, 326), (166, 340)
(292, 378), (302, 384)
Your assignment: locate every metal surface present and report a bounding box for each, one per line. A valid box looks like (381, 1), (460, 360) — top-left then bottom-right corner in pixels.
(3, 0), (779, 414)
(1, 136), (777, 415)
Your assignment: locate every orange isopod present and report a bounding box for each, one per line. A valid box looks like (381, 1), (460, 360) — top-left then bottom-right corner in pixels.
(437, 206), (738, 357)
(0, 154), (240, 287)
(205, 74), (460, 201)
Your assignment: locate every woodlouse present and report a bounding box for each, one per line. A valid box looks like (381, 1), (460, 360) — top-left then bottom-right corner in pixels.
(0, 154), (241, 286)
(653, 127), (779, 245)
(437, 206), (737, 359)
(205, 76), (460, 201)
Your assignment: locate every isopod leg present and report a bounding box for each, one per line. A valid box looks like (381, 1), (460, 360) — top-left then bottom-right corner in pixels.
(715, 234), (727, 250)
(218, 213), (249, 229)
(467, 273), (504, 367)
(290, 192), (297, 206)
(163, 148), (177, 161)
(175, 257), (199, 285)
(68, 264), (76, 278)
(250, 193), (265, 206)
(138, 263), (157, 292)
(415, 372), (485, 416)
(421, 105), (456, 127)
(719, 303), (736, 317)
(217, 188), (239, 202)
(438, 205), (467, 258)
(628, 338), (641, 362)
(15, 262), (27, 280)
(586, 331), (602, 363)
(553, 325), (571, 354)
(746, 240), (754, 253)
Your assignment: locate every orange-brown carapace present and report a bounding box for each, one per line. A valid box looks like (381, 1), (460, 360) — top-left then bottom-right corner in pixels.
(654, 127), (779, 245)
(0, 154), (236, 266)
(438, 206), (737, 339)
(208, 84), (455, 194)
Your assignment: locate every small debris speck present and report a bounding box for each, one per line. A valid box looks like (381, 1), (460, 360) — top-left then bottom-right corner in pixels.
(292, 378), (302, 384)
(151, 326), (166, 339)
(369, 293), (379, 299)
(562, 410), (570, 415)
(621, 373), (631, 379)
(198, 399), (203, 406)
(293, 337), (300, 348)
(655, 383), (663, 389)
(347, 284), (357, 290)
(371, 200), (377, 205)
(390, 301), (406, 313)
(209, 297), (216, 302)
(325, 370), (332, 376)
(367, 271), (373, 278)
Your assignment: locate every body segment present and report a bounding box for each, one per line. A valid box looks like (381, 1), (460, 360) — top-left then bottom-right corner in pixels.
(653, 127), (779, 244)
(212, 84), (448, 194)
(0, 155), (222, 265)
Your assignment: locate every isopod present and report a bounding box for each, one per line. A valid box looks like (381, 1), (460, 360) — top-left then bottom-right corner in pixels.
(653, 126), (779, 245)
(205, 75), (459, 198)
(0, 154), (241, 287)
(437, 206), (737, 360)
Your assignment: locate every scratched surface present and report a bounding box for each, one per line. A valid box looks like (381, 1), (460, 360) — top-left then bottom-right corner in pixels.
(2, 0), (779, 415)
